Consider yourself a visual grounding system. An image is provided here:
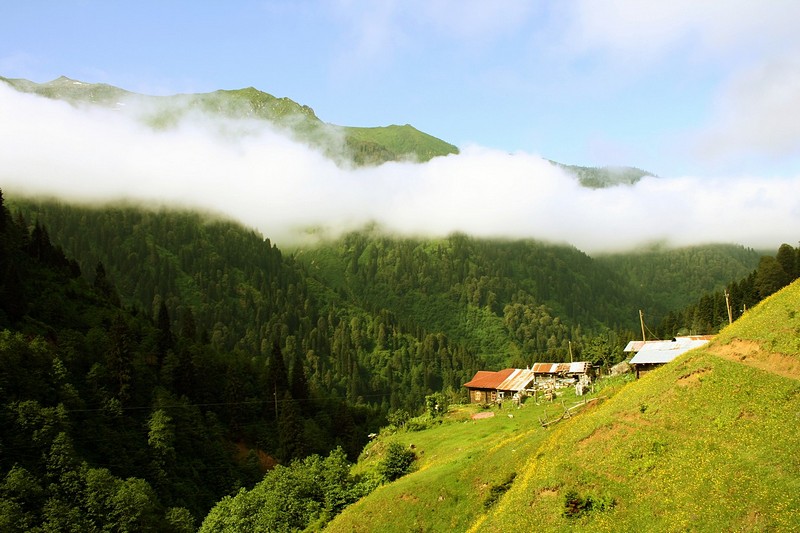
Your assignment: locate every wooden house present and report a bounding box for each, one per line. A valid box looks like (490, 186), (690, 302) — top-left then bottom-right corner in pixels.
(463, 368), (535, 404)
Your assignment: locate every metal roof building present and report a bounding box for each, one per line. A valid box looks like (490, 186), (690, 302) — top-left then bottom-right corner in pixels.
(628, 336), (713, 377)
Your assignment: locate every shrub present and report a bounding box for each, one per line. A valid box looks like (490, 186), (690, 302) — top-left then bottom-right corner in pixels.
(387, 408), (411, 429)
(405, 418), (432, 432)
(425, 392), (449, 418)
(562, 489), (615, 518)
(483, 472), (517, 509)
(377, 442), (416, 483)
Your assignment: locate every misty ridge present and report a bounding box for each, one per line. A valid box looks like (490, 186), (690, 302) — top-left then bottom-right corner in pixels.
(1, 79), (798, 254)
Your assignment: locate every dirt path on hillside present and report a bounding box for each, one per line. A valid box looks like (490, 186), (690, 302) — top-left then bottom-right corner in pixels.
(707, 339), (800, 381)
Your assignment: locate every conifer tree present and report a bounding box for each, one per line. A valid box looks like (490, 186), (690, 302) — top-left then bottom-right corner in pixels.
(277, 391), (305, 463)
(755, 256), (789, 299)
(156, 301), (174, 365)
(270, 341), (289, 396)
(290, 350), (310, 411)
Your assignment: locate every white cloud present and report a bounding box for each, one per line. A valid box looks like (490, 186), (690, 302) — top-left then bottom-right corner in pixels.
(563, 1), (800, 171)
(566, 1), (800, 64)
(1, 83), (798, 254)
(695, 58), (800, 163)
(329, 0), (536, 74)
(414, 0), (535, 41)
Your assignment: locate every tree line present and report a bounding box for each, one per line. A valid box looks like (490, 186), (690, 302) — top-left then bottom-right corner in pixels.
(0, 191), (379, 529)
(655, 243), (800, 337)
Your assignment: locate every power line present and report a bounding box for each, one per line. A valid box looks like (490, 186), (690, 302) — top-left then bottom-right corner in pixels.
(36, 391), (393, 414)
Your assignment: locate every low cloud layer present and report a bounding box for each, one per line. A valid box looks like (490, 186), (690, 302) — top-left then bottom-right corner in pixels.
(1, 83), (798, 254)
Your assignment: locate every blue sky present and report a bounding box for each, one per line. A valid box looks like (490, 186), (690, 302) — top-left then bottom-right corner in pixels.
(2, 1), (800, 252)
(3, 0), (800, 178)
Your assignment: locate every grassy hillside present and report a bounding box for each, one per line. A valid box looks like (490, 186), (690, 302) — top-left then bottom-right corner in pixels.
(328, 280), (800, 531)
(343, 124), (458, 164)
(1, 76), (458, 165)
(326, 380), (627, 532)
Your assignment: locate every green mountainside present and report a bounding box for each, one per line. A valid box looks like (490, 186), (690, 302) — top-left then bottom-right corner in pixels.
(550, 161), (654, 188)
(0, 191), (387, 529)
(11, 199), (762, 375)
(595, 243), (761, 313)
(1, 76), (459, 165)
(3, 76), (671, 181)
(2, 189), (798, 530)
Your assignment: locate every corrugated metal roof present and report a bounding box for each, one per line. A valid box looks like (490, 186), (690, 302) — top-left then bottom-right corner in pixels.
(531, 362), (558, 373)
(568, 361), (590, 374)
(625, 336), (714, 353)
(629, 337), (712, 365)
(624, 340), (647, 352)
(496, 368), (536, 391)
(463, 368), (516, 389)
(531, 362), (591, 374)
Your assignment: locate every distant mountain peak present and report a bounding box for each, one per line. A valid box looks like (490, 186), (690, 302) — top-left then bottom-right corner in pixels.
(548, 160), (658, 188)
(4, 75), (458, 166)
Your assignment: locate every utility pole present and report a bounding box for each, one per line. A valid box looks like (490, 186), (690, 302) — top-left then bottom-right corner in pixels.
(724, 289), (733, 325)
(568, 341), (573, 363)
(639, 309), (647, 342)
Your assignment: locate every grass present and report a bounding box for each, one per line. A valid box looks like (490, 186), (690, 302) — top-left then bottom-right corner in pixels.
(714, 280), (800, 355)
(325, 380), (625, 532)
(4, 77), (457, 167)
(344, 125), (458, 162)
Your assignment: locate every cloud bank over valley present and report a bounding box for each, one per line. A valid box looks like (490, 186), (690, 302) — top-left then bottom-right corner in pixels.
(1, 84), (797, 254)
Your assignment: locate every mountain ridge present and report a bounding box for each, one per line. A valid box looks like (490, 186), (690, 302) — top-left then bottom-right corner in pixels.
(2, 75), (655, 183)
(1, 75), (459, 166)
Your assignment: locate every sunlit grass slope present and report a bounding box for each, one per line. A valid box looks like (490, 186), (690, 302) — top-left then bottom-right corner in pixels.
(326, 281), (800, 532)
(325, 381), (625, 532)
(475, 280), (800, 531)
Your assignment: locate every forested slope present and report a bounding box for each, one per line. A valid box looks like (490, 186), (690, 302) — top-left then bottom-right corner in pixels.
(298, 230), (647, 366)
(0, 191), (382, 529)
(655, 242), (800, 337)
(595, 243), (761, 314)
(11, 199), (487, 414)
(4, 189), (797, 530)
(13, 197), (771, 397)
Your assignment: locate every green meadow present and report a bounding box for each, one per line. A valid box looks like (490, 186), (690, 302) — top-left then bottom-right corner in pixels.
(327, 380), (627, 532)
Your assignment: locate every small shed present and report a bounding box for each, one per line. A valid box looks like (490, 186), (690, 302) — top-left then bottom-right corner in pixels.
(531, 361), (592, 379)
(628, 336), (713, 378)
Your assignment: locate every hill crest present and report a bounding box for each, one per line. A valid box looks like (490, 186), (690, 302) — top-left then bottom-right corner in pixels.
(1, 75), (459, 166)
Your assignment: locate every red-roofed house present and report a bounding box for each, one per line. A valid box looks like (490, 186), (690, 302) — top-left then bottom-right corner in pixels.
(463, 368), (535, 404)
